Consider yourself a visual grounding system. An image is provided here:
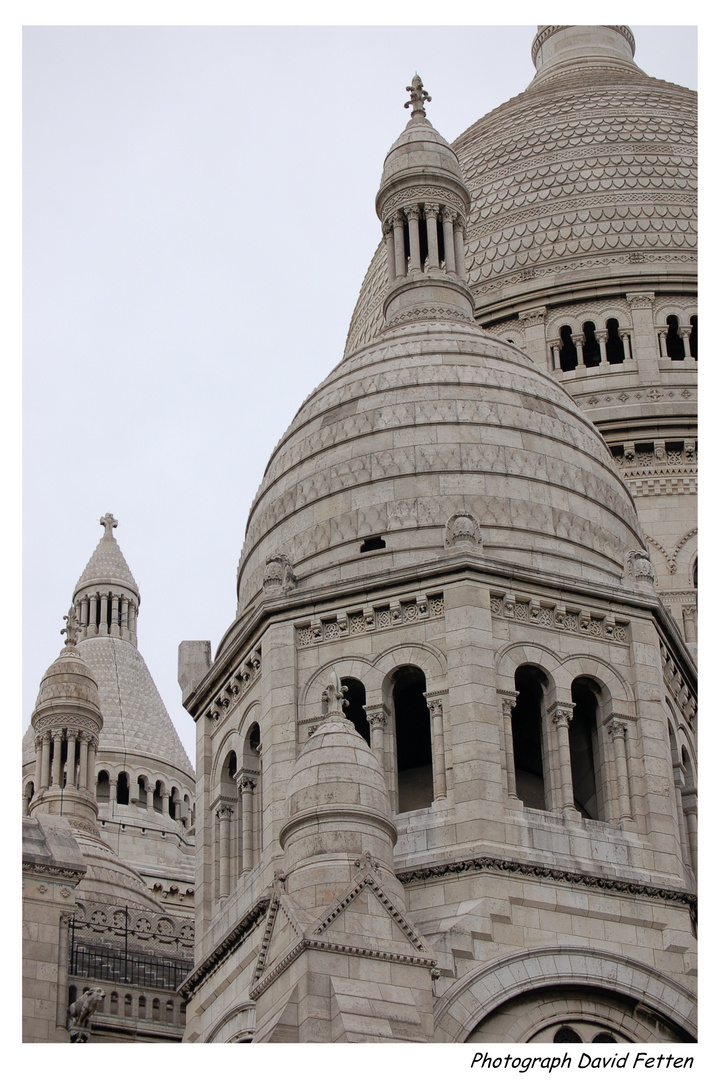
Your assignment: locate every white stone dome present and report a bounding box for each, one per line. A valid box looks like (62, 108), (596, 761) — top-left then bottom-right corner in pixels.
(345, 26), (696, 350)
(234, 318), (645, 615)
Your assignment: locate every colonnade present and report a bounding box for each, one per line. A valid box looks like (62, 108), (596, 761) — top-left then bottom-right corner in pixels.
(383, 204), (466, 283)
(33, 728), (98, 795)
(215, 770), (260, 900)
(74, 591), (138, 645)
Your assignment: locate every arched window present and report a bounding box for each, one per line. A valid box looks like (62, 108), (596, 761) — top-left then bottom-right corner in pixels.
(152, 998), (161, 1021)
(23, 781), (35, 815)
(582, 322), (601, 367)
(666, 315), (685, 360)
(138, 995), (146, 1019)
(116, 771), (130, 804)
(512, 666), (547, 810)
(689, 315), (697, 360)
(169, 786), (179, 819)
(605, 318), (625, 363)
(393, 666), (433, 812)
(96, 770), (110, 801)
(110, 991), (118, 1015)
(569, 678), (602, 820)
(342, 678), (370, 744)
(554, 1027), (582, 1043)
(124, 993), (132, 1017)
(166, 1000), (174, 1023)
(593, 1033), (618, 1043)
(559, 325), (578, 371)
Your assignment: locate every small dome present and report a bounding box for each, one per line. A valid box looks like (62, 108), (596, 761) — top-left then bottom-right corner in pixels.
(74, 514), (140, 600)
(34, 645), (102, 715)
(284, 719), (393, 825)
(378, 115), (464, 191)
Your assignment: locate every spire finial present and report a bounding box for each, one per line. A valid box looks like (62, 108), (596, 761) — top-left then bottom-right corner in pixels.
(100, 512), (118, 539)
(404, 74), (431, 118)
(61, 605), (80, 648)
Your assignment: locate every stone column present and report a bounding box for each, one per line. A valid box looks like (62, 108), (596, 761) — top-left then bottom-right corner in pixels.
(40, 732), (52, 789)
(657, 329), (667, 357)
(128, 601), (137, 644)
(365, 705), (387, 772)
(79, 596), (89, 633)
(78, 734), (89, 790)
(499, 692), (519, 801)
(551, 705), (576, 814)
(426, 692), (447, 800)
(620, 331), (632, 359)
(87, 740), (97, 792)
(216, 804), (233, 899)
(406, 207), (421, 273)
(607, 719), (632, 822)
(441, 209), (456, 273)
(161, 791), (170, 816)
(680, 328), (691, 358)
(34, 738), (43, 792)
(65, 734), (77, 789)
(240, 778), (256, 874)
(682, 788), (697, 871)
(549, 342), (561, 370)
(595, 329), (608, 365)
(109, 776), (118, 804)
(99, 593), (109, 635)
(88, 594), (98, 635)
(392, 213), (406, 278)
(51, 732), (63, 787)
(425, 204), (440, 269)
(453, 216), (466, 280)
(383, 221), (396, 284)
(572, 332), (586, 365)
(110, 595), (120, 637)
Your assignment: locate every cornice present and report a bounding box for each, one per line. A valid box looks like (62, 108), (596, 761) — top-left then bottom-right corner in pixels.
(179, 897), (270, 1000)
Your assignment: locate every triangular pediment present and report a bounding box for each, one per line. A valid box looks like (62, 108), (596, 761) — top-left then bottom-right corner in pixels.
(251, 886), (305, 990)
(308, 872), (432, 961)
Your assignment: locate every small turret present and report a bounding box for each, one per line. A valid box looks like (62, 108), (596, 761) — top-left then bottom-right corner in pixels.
(29, 607), (103, 830)
(72, 513), (141, 646)
(376, 75), (474, 328)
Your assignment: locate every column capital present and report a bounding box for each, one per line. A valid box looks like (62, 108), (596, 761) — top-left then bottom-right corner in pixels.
(550, 702), (574, 728)
(405, 205), (421, 222)
(497, 689), (518, 716)
(424, 203), (440, 219)
(216, 803), (234, 820)
(607, 719), (628, 739)
(441, 206), (456, 224)
(364, 704), (387, 728)
(392, 211), (405, 227)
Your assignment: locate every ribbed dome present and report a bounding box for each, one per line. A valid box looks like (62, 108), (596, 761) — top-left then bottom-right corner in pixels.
(378, 114), (465, 192)
(234, 319), (645, 616)
(345, 29), (696, 352)
(34, 644), (101, 714)
(74, 529), (139, 599)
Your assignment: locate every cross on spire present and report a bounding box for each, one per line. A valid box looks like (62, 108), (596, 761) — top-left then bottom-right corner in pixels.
(100, 512), (118, 539)
(404, 74), (431, 118)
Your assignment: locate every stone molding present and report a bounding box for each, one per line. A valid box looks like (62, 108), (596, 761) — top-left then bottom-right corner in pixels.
(396, 855), (696, 920)
(22, 861), (85, 883)
(660, 641), (696, 727)
(531, 26), (636, 65)
(180, 897), (270, 1000)
(205, 645), (261, 727)
(296, 591), (444, 646)
(490, 591), (629, 643)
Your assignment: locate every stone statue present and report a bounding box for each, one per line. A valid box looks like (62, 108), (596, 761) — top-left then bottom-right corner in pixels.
(67, 987), (106, 1042)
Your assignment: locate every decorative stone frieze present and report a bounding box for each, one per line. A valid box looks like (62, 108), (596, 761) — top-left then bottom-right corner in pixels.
(659, 642), (697, 727)
(296, 592), (443, 646)
(490, 592), (629, 643)
(205, 645), (261, 725)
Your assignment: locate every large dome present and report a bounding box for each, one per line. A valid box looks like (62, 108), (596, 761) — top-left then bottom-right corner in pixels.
(345, 26), (696, 352)
(234, 318), (645, 616)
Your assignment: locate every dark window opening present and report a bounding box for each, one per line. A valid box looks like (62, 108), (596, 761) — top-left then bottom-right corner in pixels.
(97, 770), (110, 801)
(360, 536), (386, 553)
(169, 788), (178, 819)
(582, 322), (601, 367)
(437, 215), (446, 264)
(117, 772), (130, 805)
(394, 666), (433, 812)
(342, 678), (370, 745)
(689, 315), (697, 360)
(666, 315), (685, 360)
(559, 325), (578, 371)
(512, 665), (546, 810)
(593, 1033), (618, 1043)
(606, 318), (625, 364)
(403, 219), (410, 270)
(570, 679), (601, 820)
(418, 214), (429, 269)
(248, 723), (261, 752)
(554, 1027), (582, 1043)
(693, 559), (697, 589)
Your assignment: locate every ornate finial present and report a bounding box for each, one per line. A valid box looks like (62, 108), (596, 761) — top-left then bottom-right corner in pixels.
(100, 512), (118, 539)
(61, 606), (80, 648)
(404, 74), (431, 118)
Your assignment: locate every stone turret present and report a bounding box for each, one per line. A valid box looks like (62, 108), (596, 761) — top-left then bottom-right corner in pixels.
(29, 608), (103, 830)
(376, 75), (474, 328)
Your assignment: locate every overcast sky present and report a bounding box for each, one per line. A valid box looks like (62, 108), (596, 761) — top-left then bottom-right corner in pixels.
(22, 22), (698, 767)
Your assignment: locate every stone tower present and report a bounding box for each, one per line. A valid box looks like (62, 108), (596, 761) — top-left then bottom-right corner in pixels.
(346, 26), (697, 657)
(179, 51), (696, 1043)
(24, 515), (196, 912)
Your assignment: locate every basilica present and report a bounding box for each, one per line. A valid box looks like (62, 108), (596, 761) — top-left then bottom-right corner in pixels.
(23, 25), (697, 1044)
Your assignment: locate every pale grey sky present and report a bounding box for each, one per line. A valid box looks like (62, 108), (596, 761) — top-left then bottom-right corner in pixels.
(23, 24), (697, 766)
